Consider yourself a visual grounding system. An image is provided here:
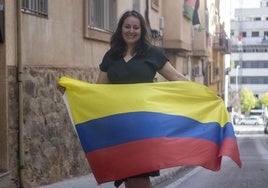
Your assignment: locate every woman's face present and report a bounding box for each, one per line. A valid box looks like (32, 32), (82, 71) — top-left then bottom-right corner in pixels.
(122, 16), (141, 47)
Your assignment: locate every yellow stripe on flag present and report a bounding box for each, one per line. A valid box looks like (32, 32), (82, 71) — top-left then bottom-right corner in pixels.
(58, 76), (230, 127)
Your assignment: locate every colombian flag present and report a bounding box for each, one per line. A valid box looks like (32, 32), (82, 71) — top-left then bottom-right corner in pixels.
(58, 76), (241, 184)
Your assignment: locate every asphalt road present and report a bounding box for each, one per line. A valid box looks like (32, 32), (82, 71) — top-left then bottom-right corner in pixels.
(155, 133), (268, 188)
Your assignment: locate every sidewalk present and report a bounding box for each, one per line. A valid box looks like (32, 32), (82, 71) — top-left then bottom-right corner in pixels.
(39, 167), (186, 188)
(233, 124), (265, 135)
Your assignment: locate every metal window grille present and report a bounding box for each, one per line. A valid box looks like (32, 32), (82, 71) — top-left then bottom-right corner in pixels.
(22, 0), (48, 16)
(88, 0), (116, 32)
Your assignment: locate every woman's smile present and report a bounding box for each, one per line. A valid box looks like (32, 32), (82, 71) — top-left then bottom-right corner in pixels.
(122, 16), (141, 46)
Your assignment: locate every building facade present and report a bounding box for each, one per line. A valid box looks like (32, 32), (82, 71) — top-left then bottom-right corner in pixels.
(229, 0), (268, 108)
(0, 0), (229, 187)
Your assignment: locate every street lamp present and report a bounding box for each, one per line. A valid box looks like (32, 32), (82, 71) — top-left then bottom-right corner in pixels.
(236, 65), (240, 92)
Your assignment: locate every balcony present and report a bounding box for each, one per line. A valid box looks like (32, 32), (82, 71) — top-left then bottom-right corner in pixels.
(192, 31), (209, 57)
(231, 43), (268, 53)
(213, 24), (230, 54)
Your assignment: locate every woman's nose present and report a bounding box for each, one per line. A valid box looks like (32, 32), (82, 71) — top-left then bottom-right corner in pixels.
(129, 27), (135, 32)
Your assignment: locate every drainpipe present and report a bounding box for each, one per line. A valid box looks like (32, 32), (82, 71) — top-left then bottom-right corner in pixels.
(145, 0), (151, 29)
(16, 1), (24, 188)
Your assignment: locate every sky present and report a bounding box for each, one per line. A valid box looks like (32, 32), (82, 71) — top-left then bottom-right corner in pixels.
(230, 0), (261, 18)
(233, 0), (260, 8)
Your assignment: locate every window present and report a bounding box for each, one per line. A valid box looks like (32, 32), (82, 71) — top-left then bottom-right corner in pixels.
(85, 0), (116, 42)
(242, 32), (247, 37)
(264, 31), (268, 38)
(251, 77), (259, 84)
(88, 0), (116, 32)
(252, 62), (258, 68)
(22, 0), (48, 16)
(241, 61), (268, 68)
(214, 67), (219, 76)
(238, 76), (268, 84)
(254, 17), (261, 21)
(192, 66), (200, 76)
(183, 58), (189, 75)
(252, 31), (259, 37)
(205, 62), (212, 85)
(244, 61), (251, 68)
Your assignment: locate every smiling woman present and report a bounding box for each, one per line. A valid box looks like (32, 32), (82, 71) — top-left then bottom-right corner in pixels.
(122, 16), (141, 54)
(94, 10), (188, 188)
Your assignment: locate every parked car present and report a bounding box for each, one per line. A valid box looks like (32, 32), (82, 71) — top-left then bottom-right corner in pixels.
(238, 116), (264, 125)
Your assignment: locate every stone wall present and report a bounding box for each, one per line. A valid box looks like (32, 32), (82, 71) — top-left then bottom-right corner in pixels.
(6, 66), (19, 188)
(7, 66), (99, 187)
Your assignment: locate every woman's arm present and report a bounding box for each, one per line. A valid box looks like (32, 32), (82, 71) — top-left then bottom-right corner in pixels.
(158, 62), (189, 81)
(97, 71), (110, 84)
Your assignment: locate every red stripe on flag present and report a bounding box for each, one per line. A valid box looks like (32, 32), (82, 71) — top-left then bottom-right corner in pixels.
(219, 138), (242, 167)
(85, 137), (240, 184)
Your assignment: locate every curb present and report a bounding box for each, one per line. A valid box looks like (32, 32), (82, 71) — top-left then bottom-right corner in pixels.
(151, 167), (188, 187)
(39, 167), (188, 188)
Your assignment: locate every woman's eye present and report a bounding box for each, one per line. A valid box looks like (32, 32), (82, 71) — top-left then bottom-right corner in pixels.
(124, 25), (140, 30)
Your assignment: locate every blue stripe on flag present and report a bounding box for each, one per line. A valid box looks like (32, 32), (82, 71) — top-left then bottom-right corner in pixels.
(75, 112), (235, 153)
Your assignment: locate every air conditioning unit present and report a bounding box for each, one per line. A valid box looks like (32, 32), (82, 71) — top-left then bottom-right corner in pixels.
(159, 16), (164, 30)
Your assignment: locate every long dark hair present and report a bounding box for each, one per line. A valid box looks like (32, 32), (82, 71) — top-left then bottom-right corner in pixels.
(110, 10), (151, 59)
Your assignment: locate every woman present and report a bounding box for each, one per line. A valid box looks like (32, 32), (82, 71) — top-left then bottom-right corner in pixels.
(97, 10), (188, 188)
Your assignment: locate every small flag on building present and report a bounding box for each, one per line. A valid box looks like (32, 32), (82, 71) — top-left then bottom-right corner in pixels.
(184, 0), (200, 26)
(58, 76), (242, 184)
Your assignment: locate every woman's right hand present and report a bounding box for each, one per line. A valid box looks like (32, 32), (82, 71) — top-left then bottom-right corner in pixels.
(57, 85), (66, 94)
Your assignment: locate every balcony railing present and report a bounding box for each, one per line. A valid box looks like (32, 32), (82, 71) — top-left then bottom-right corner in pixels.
(22, 0), (48, 16)
(213, 24), (230, 54)
(231, 44), (268, 53)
